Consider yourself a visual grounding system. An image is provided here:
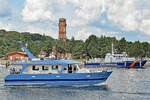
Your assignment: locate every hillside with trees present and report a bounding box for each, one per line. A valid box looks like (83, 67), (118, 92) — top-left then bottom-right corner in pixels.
(0, 29), (150, 59)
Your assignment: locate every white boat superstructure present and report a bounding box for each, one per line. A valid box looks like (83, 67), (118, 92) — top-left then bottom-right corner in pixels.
(104, 43), (135, 63)
(9, 62), (91, 75)
(104, 52), (135, 63)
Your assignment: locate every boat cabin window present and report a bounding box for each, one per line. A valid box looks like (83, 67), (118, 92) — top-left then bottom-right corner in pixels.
(10, 67), (21, 74)
(73, 66), (77, 71)
(68, 65), (73, 73)
(64, 68), (67, 70)
(52, 65), (58, 70)
(42, 65), (49, 70)
(32, 65), (39, 71)
(65, 64), (79, 73)
(67, 64), (77, 73)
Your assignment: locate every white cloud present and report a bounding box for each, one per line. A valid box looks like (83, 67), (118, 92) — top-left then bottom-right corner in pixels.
(74, 29), (93, 41)
(22, 0), (56, 22)
(22, 0), (105, 26)
(106, 0), (139, 31)
(140, 19), (150, 35)
(0, 22), (15, 31)
(26, 25), (58, 38)
(73, 26), (122, 40)
(69, 0), (105, 27)
(21, 0), (150, 40)
(105, 0), (150, 35)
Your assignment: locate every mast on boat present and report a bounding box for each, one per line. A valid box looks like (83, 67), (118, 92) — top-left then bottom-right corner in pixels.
(111, 43), (114, 55)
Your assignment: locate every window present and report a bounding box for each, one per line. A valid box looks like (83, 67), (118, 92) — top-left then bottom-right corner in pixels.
(73, 65), (77, 71)
(10, 56), (12, 60)
(64, 68), (67, 70)
(52, 65), (58, 70)
(42, 65), (48, 70)
(73, 67), (76, 71)
(68, 65), (73, 73)
(32, 65), (39, 70)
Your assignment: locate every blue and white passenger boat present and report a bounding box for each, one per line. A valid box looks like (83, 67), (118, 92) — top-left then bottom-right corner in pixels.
(85, 43), (147, 68)
(5, 44), (112, 86)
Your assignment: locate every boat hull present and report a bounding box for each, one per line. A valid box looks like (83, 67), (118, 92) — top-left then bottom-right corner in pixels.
(85, 60), (147, 68)
(5, 72), (112, 86)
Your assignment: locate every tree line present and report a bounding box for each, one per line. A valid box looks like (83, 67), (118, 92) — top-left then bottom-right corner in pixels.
(0, 29), (150, 59)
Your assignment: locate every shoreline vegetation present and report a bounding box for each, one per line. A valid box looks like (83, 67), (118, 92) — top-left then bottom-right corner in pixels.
(0, 29), (150, 61)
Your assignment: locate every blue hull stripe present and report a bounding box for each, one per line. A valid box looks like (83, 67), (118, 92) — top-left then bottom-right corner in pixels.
(5, 78), (107, 82)
(84, 60), (147, 68)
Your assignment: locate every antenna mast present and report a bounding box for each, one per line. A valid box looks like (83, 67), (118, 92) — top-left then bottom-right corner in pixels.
(112, 43), (114, 55)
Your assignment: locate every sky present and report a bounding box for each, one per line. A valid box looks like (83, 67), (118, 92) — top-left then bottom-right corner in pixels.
(0, 0), (150, 42)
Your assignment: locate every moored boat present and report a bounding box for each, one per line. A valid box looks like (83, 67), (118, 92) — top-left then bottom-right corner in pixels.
(85, 43), (147, 68)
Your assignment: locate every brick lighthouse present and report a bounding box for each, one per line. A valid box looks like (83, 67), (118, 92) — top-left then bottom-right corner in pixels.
(58, 18), (67, 41)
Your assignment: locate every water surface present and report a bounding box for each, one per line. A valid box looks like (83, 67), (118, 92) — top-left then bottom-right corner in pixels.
(0, 67), (150, 100)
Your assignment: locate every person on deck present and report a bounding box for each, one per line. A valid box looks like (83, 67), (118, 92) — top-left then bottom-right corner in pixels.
(68, 65), (72, 73)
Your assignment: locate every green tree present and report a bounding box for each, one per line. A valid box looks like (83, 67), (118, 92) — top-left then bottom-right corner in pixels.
(85, 35), (101, 58)
(117, 37), (127, 53)
(66, 37), (75, 53)
(72, 41), (84, 59)
(56, 39), (66, 54)
(128, 41), (144, 58)
(142, 42), (150, 57)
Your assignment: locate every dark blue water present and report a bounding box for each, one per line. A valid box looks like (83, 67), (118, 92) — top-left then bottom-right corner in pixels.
(1, 67), (150, 100)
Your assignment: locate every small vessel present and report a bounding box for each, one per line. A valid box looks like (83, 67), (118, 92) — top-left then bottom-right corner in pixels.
(5, 44), (112, 86)
(85, 43), (147, 68)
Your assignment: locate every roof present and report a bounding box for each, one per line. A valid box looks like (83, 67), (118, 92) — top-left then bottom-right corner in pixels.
(7, 52), (27, 55)
(39, 50), (46, 55)
(11, 59), (81, 65)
